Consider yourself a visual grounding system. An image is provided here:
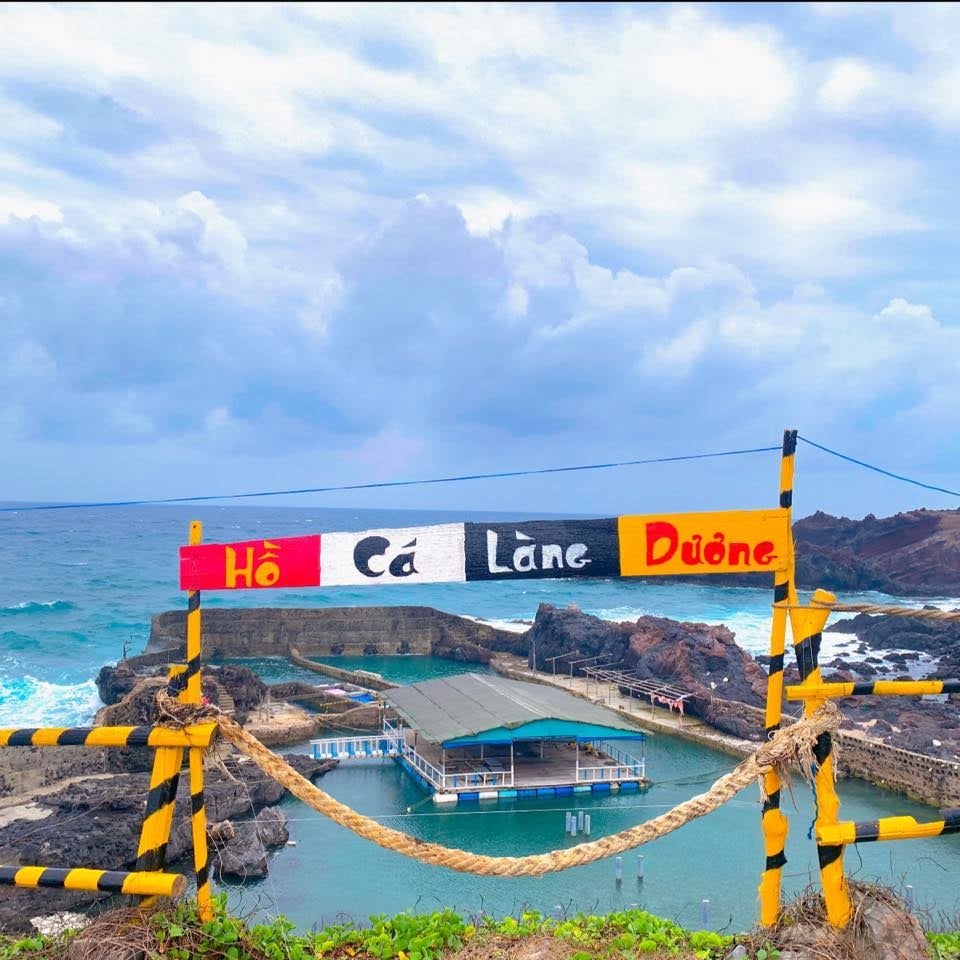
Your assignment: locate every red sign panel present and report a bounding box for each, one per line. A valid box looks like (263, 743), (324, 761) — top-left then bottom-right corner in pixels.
(179, 535), (321, 591)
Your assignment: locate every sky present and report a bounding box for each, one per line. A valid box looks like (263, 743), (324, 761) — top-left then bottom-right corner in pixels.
(1, 2), (959, 520)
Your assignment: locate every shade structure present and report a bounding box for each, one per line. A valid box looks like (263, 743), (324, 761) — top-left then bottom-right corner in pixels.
(382, 673), (645, 747)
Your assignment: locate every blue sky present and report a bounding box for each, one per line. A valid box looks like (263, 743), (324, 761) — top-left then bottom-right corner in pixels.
(1, 2), (959, 519)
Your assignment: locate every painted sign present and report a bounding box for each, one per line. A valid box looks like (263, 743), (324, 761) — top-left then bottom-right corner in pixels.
(179, 535), (321, 590)
(179, 508), (791, 590)
(618, 509), (790, 576)
(463, 520), (620, 580)
(320, 524), (466, 587)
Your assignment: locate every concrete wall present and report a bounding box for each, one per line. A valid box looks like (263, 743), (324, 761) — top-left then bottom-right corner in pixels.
(703, 698), (960, 808)
(146, 606), (520, 660)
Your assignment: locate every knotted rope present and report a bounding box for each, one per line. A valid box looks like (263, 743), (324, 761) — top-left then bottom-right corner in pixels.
(204, 702), (841, 878)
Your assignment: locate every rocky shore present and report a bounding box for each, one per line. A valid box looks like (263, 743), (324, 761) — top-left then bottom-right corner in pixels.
(0, 749), (334, 933)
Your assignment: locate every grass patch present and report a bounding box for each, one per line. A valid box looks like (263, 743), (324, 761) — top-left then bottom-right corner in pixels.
(0, 895), (957, 959)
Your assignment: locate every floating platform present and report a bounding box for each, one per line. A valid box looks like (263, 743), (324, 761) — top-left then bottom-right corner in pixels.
(312, 672), (647, 804)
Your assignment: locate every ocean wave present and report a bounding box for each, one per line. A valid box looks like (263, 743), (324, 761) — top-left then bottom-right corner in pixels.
(0, 676), (102, 726)
(0, 599), (76, 616)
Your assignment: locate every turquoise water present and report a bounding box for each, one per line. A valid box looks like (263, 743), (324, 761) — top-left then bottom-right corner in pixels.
(209, 655), (491, 688)
(3, 504), (959, 929)
(213, 655), (960, 933)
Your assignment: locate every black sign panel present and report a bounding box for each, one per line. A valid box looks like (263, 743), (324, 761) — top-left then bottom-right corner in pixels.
(464, 519), (620, 581)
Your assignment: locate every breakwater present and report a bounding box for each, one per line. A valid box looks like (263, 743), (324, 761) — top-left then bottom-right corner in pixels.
(147, 606), (519, 660)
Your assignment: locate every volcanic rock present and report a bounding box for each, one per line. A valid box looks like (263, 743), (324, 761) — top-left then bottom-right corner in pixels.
(0, 754), (334, 932)
(211, 806), (289, 879)
(793, 508), (960, 596)
(826, 610), (960, 665)
(525, 604), (768, 739)
(94, 665), (267, 725)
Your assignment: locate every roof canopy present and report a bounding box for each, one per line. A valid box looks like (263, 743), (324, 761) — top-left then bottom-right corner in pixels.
(383, 673), (645, 747)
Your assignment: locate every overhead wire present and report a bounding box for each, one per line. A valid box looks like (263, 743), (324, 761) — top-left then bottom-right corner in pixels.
(4, 436), (958, 514)
(798, 436), (960, 499)
(0, 445), (780, 513)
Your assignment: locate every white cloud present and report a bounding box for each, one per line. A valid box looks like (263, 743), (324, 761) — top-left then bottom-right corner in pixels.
(0, 3), (926, 275)
(175, 190), (247, 274)
(0, 195), (63, 224)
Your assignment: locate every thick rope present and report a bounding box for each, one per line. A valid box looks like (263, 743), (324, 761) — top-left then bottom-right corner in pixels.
(214, 703), (840, 877)
(807, 601), (960, 622)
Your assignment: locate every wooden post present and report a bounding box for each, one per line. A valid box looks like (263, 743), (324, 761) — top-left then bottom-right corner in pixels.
(758, 430), (796, 928)
(791, 590), (851, 928)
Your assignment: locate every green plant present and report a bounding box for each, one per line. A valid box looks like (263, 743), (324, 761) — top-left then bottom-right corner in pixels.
(928, 931), (960, 959)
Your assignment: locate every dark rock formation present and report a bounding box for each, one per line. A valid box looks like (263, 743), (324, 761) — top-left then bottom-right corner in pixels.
(0, 754), (334, 932)
(95, 663), (139, 706)
(526, 603), (767, 739)
(793, 508), (960, 596)
(826, 610), (960, 675)
(95, 665), (267, 725)
(431, 637), (494, 664)
(211, 806), (290, 879)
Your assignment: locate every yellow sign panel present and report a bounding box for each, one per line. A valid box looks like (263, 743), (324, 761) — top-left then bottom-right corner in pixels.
(618, 508), (791, 577)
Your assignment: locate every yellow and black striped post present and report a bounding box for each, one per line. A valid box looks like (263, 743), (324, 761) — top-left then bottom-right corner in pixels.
(0, 725), (216, 749)
(787, 679), (960, 700)
(790, 588), (852, 927)
(0, 865), (187, 898)
(135, 520), (212, 919)
(758, 428), (797, 927)
(189, 742), (212, 916)
(818, 809), (960, 845)
(182, 521), (212, 919)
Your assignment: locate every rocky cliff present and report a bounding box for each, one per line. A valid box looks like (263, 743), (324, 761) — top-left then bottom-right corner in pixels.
(526, 603), (768, 738)
(793, 508), (960, 596)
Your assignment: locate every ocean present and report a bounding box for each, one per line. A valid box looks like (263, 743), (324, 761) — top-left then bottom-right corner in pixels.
(2, 503), (959, 929)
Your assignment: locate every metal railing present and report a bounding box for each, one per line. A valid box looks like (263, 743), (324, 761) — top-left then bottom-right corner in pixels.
(310, 735), (400, 760)
(578, 739), (645, 782)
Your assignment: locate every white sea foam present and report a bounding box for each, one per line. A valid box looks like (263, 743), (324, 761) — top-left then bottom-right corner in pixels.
(0, 676), (102, 726)
(0, 599), (75, 615)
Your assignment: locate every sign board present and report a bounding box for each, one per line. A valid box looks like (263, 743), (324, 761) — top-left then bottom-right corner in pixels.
(179, 509), (791, 591)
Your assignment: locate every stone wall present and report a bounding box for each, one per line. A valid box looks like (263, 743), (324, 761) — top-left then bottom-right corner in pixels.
(146, 606), (522, 660)
(704, 698), (960, 808)
(835, 733), (960, 809)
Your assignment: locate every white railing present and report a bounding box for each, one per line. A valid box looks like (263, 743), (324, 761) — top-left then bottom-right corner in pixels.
(578, 740), (645, 782)
(443, 766), (513, 790)
(594, 740), (644, 768)
(401, 744), (447, 790)
(577, 763), (645, 783)
(310, 735), (400, 760)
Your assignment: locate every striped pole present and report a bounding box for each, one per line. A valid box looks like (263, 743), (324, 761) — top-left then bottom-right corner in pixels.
(185, 520), (204, 704)
(189, 746), (213, 918)
(0, 865), (186, 898)
(818, 809), (960, 845)
(0, 725), (216, 749)
(790, 588), (852, 927)
(137, 520), (213, 920)
(758, 428), (797, 927)
(787, 679), (960, 699)
(183, 521), (212, 920)
(135, 739), (184, 873)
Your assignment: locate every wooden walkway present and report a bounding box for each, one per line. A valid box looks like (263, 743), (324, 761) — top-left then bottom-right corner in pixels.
(490, 654), (757, 761)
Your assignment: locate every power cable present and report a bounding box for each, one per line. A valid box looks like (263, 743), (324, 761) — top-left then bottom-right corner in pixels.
(798, 436), (960, 499)
(0, 445), (780, 513)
